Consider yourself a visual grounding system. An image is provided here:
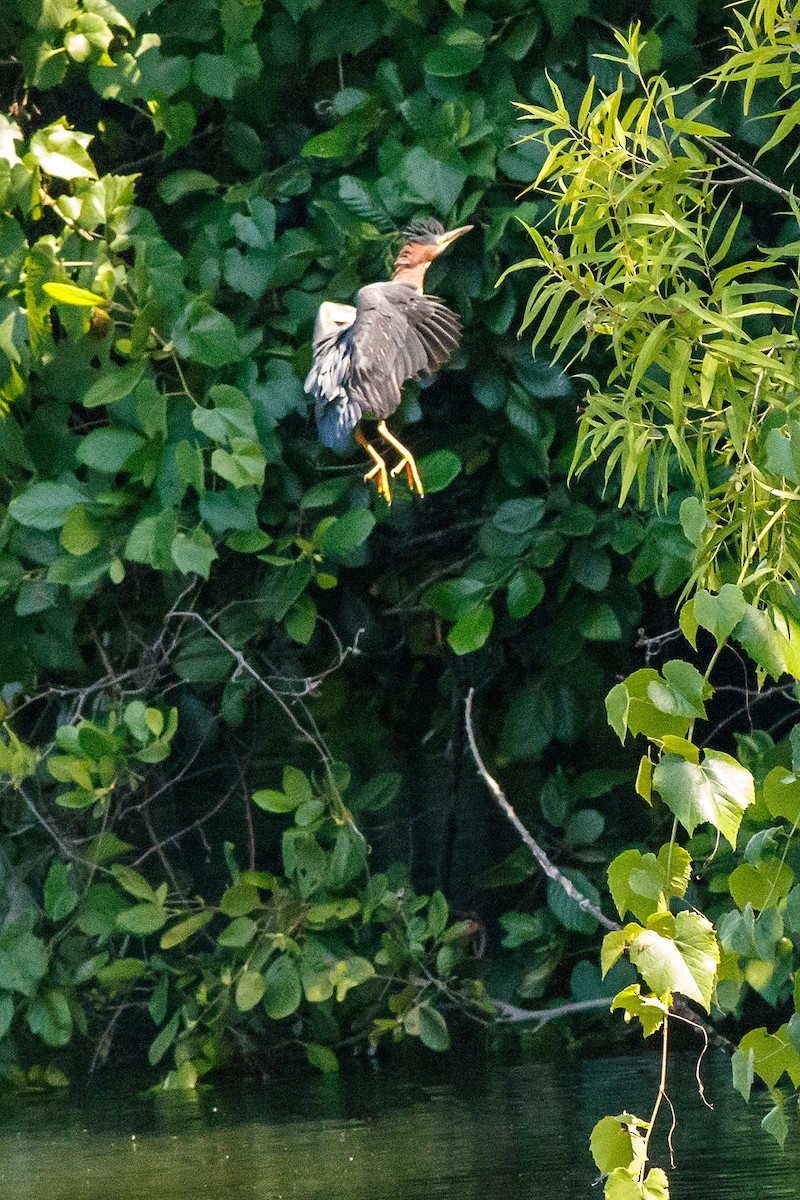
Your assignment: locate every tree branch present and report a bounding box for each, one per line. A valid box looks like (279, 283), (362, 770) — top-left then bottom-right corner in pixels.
(464, 688), (618, 932)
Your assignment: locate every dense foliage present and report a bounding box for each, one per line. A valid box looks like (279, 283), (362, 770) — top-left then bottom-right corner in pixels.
(0, 0), (692, 1085)
(8, 11), (800, 1197)
(510, 6), (800, 1194)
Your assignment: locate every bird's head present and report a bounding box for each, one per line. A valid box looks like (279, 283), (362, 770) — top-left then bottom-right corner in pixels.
(393, 218), (474, 272)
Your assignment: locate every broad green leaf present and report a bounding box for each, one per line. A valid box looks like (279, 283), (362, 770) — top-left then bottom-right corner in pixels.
(10, 481), (88, 531)
(321, 510), (375, 557)
(76, 428), (146, 472)
(219, 883), (260, 917)
(739, 1025), (800, 1089)
(652, 750), (754, 848)
(630, 910), (719, 1010)
(728, 859), (794, 911)
(590, 1113), (646, 1175)
(116, 903), (169, 936)
(693, 585), (747, 645)
(235, 969), (266, 1012)
(306, 1043), (339, 1072)
(217, 917), (257, 947)
(763, 767), (800, 824)
(506, 568), (545, 619)
(610, 984), (667, 1037)
(547, 868), (600, 934)
(604, 1166), (670, 1200)
(171, 529), (218, 579)
(418, 449), (461, 493)
(263, 955), (303, 1019)
(608, 850), (664, 923)
(83, 362), (147, 409)
(43, 864), (79, 922)
(493, 498), (545, 534)
(417, 1004), (450, 1050)
(447, 603), (494, 655)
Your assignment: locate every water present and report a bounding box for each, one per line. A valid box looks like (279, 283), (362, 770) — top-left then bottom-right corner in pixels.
(1, 1050), (799, 1199)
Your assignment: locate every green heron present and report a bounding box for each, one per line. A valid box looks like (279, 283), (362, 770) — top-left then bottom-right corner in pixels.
(304, 218), (473, 504)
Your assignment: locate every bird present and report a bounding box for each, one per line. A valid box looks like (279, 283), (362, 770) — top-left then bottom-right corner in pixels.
(304, 217), (473, 505)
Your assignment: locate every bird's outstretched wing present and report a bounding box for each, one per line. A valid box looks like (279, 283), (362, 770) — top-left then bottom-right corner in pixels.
(304, 283), (462, 449)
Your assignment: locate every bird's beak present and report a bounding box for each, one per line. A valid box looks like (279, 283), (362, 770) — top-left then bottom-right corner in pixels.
(433, 225), (474, 255)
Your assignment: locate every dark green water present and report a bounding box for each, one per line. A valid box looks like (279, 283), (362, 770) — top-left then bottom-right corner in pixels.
(2, 1051), (799, 1199)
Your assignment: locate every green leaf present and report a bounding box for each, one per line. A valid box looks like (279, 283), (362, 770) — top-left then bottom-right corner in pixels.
(605, 669), (693, 745)
(321, 510), (375, 556)
(235, 969), (266, 1012)
(679, 496), (708, 547)
(263, 955), (303, 1019)
(417, 1004), (450, 1050)
(160, 911), (214, 949)
(401, 146), (467, 213)
(172, 300), (241, 368)
(763, 767), (800, 824)
(499, 911), (542, 949)
(306, 1043), (339, 1072)
(506, 568), (545, 619)
(211, 440), (266, 489)
(493, 498), (545, 534)
(10, 480), (88, 531)
(219, 883), (260, 917)
(42, 282), (106, 307)
(148, 1012), (180, 1066)
(693, 585), (747, 645)
(447, 603), (494, 654)
(611, 985), (668, 1037)
(739, 1025), (800, 1089)
(76, 428), (146, 472)
(630, 910), (719, 1010)
(158, 170), (218, 205)
(608, 849), (664, 923)
(116, 903), (169, 936)
(252, 788), (299, 813)
(418, 449), (461, 493)
(547, 868), (600, 933)
(43, 864), (79, 922)
(423, 28), (485, 77)
(61, 506), (100, 556)
(590, 1113), (644, 1175)
(653, 750), (754, 848)
(171, 529), (218, 579)
(728, 859), (794, 911)
(110, 865), (158, 903)
(762, 1099), (789, 1149)
(604, 1166), (670, 1200)
(217, 917), (257, 947)
(29, 121), (96, 180)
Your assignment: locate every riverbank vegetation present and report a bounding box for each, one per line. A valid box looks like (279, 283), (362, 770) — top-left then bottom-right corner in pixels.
(2, 0), (800, 1189)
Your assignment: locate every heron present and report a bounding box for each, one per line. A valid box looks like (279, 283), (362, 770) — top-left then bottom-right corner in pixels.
(304, 218), (473, 505)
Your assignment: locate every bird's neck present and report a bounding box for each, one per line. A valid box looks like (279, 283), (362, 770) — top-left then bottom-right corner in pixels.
(391, 261), (429, 291)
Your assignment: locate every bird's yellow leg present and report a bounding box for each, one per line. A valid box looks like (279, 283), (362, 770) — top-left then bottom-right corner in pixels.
(377, 420), (425, 498)
(355, 427), (392, 505)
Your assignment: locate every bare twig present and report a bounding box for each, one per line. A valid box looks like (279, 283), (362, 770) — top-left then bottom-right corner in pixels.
(465, 688), (618, 931)
(493, 997), (612, 1028)
(466, 687), (737, 1055)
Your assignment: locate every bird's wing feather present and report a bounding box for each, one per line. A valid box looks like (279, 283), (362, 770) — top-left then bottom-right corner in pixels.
(347, 283), (462, 421)
(304, 282), (462, 447)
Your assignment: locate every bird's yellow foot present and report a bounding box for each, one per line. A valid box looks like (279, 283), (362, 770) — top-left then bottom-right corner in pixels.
(378, 420), (425, 498)
(356, 428), (392, 504)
